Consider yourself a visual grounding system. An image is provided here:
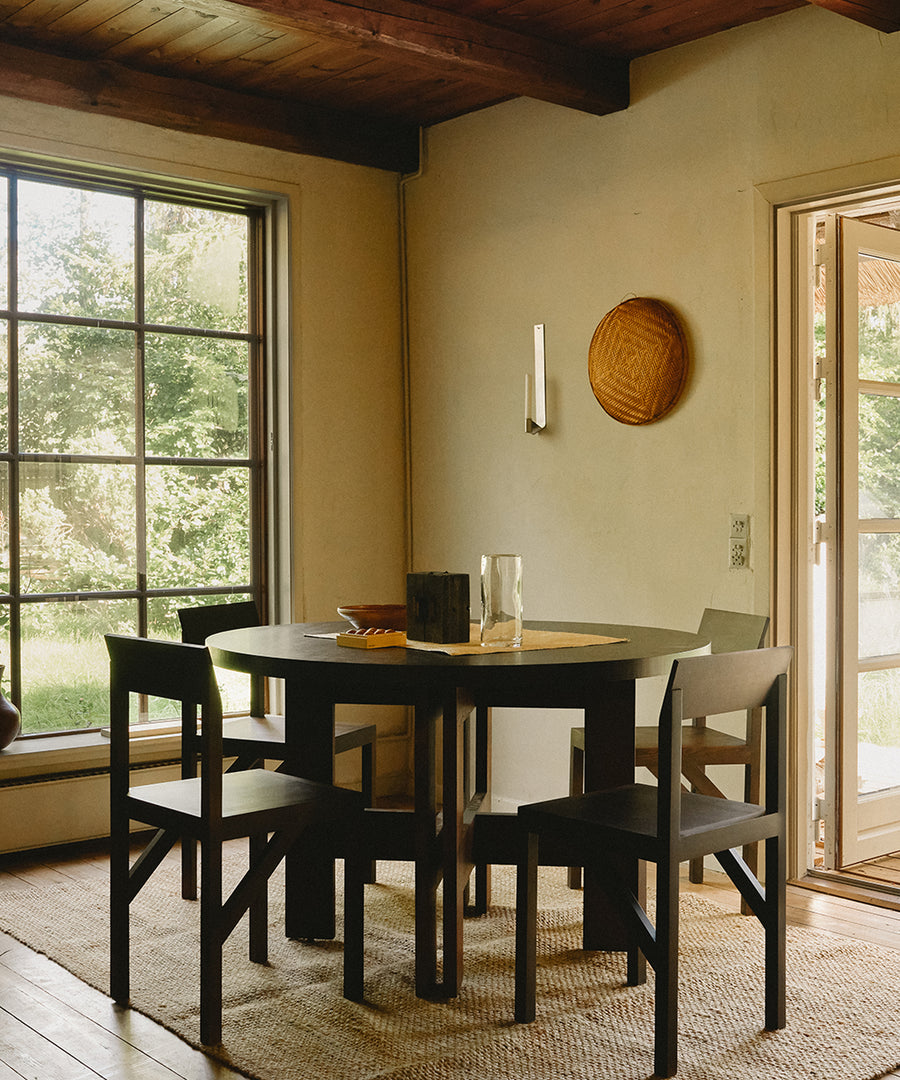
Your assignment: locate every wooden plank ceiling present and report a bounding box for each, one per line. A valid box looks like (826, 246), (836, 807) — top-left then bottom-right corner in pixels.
(0, 0), (896, 172)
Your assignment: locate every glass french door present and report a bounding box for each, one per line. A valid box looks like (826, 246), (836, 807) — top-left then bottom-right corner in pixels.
(821, 214), (900, 866)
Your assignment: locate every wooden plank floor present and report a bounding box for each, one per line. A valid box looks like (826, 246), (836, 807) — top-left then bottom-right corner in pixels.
(1, 842), (900, 1079)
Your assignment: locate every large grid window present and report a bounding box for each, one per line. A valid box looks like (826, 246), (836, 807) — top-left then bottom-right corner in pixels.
(0, 168), (266, 736)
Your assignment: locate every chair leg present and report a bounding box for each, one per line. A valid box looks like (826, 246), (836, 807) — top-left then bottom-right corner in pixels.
(654, 858), (679, 1079)
(182, 837), (198, 900)
(764, 833), (786, 1031)
(199, 842), (224, 1046)
(514, 831), (538, 1023)
(461, 704), (493, 917)
(567, 738), (584, 889)
(109, 812), (131, 1005)
(342, 840), (366, 1001)
(248, 833), (268, 964)
(687, 766), (707, 885)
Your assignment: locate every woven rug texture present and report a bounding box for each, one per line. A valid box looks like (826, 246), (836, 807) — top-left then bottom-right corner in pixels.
(0, 855), (898, 1080)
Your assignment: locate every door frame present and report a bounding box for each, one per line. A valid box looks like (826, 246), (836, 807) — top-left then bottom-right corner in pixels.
(767, 164), (900, 882)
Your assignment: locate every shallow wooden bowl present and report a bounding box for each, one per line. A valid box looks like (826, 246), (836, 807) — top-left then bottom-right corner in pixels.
(337, 604), (407, 630)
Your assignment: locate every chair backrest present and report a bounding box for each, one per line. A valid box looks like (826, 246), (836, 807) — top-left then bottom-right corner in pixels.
(178, 599), (262, 643)
(106, 634), (225, 821)
(656, 646), (793, 836)
(698, 608), (769, 654)
(178, 600), (264, 716)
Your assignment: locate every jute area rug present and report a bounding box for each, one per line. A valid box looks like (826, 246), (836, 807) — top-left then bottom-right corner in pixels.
(1, 853), (898, 1080)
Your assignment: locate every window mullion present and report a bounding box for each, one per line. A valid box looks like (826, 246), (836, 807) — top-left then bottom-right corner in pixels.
(135, 194), (148, 638)
(6, 177), (21, 708)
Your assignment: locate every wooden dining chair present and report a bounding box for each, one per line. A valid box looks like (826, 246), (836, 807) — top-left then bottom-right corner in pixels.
(178, 600), (377, 883)
(107, 634), (367, 1045)
(516, 645), (792, 1079)
(568, 607), (769, 891)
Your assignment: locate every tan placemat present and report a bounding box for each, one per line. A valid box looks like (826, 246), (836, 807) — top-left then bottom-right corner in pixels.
(405, 623), (627, 655)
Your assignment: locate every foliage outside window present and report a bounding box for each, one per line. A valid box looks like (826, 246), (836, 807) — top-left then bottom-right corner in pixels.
(0, 169), (264, 735)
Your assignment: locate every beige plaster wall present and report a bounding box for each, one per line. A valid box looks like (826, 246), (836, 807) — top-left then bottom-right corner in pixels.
(402, 6), (900, 807)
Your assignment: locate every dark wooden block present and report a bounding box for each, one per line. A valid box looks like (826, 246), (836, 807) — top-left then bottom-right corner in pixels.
(406, 572), (470, 643)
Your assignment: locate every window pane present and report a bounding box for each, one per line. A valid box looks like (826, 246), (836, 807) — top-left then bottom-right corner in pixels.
(0, 177), (7, 309)
(19, 323), (136, 455)
(145, 334), (249, 458)
(144, 202), (248, 333)
(17, 181), (135, 321)
(20, 598), (137, 734)
(171, 595), (252, 713)
(0, 321), (7, 450)
(147, 596), (182, 640)
(0, 170), (262, 739)
(20, 462), (136, 593)
(0, 462), (9, 594)
(146, 464), (250, 589)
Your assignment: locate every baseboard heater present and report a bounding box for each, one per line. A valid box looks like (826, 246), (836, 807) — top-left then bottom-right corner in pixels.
(0, 759), (181, 855)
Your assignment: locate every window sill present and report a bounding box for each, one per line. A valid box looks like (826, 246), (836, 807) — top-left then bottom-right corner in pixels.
(0, 729), (183, 783)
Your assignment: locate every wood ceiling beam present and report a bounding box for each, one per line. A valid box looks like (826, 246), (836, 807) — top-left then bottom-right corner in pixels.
(808, 0), (900, 32)
(0, 40), (421, 172)
(202, 0), (630, 116)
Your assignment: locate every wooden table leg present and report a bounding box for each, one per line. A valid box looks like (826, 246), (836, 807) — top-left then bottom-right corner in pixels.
(582, 679), (645, 958)
(414, 696), (440, 997)
(283, 685), (336, 941)
(468, 702), (492, 917)
(440, 688), (475, 997)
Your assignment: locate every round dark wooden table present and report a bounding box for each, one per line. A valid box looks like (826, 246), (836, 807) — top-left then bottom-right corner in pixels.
(208, 619), (709, 997)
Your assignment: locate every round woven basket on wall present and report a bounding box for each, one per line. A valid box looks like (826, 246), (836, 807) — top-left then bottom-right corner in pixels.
(588, 297), (689, 425)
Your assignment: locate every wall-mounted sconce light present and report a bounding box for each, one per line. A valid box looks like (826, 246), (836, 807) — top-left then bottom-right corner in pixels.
(525, 323), (546, 434)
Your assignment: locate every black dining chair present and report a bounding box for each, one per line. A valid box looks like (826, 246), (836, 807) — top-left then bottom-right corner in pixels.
(178, 600), (377, 884)
(516, 645), (792, 1078)
(568, 607), (769, 892)
(107, 634), (367, 1045)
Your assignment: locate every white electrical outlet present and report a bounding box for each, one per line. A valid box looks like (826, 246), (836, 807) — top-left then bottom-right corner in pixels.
(730, 536), (749, 569)
(730, 513), (749, 538)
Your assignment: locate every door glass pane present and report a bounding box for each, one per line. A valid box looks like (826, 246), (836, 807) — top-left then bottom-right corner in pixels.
(20, 598), (137, 734)
(145, 464), (250, 589)
(144, 202), (248, 333)
(859, 533), (900, 657)
(859, 392), (900, 519)
(857, 256), (900, 381)
(18, 323), (136, 455)
(19, 462), (136, 593)
(17, 181), (135, 321)
(144, 334), (249, 458)
(858, 668), (900, 795)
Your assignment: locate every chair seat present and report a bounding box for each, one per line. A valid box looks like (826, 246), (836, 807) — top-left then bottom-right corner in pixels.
(520, 783), (775, 858)
(224, 713), (377, 755)
(128, 769), (361, 831)
(636, 723), (751, 760)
